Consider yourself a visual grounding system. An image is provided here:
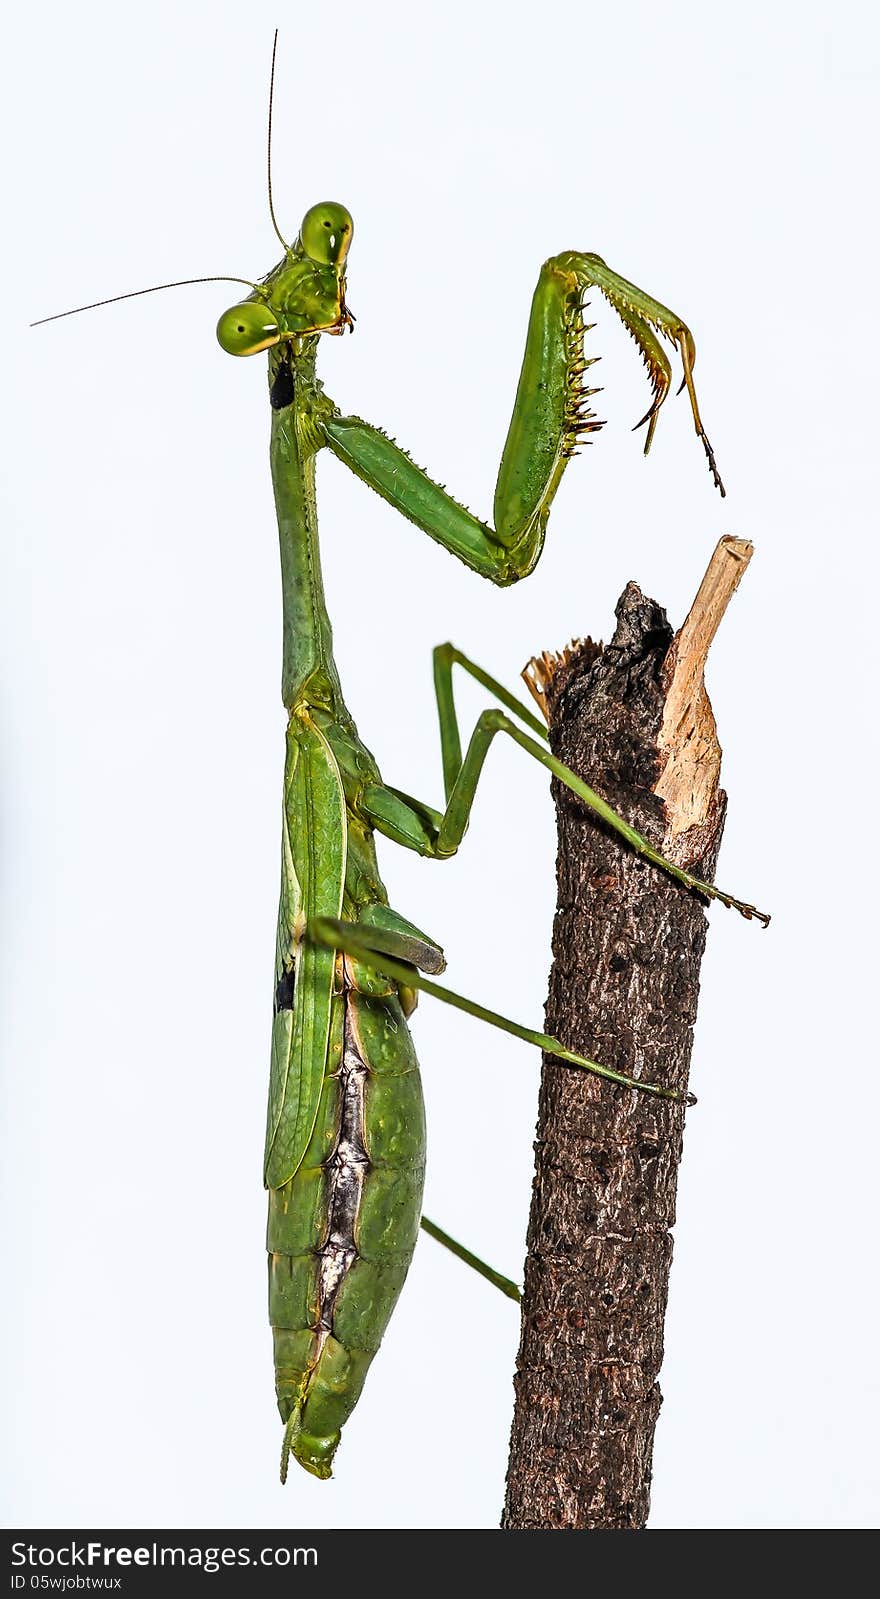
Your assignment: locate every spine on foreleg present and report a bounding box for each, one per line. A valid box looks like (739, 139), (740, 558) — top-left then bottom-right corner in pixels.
(493, 258), (596, 545)
(268, 985), (425, 1479)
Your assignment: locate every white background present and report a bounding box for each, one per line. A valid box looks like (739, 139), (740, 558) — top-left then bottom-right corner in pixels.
(3, 0), (878, 1531)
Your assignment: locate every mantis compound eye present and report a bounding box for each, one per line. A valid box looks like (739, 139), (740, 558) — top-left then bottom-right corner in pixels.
(299, 202), (354, 266)
(216, 301), (281, 356)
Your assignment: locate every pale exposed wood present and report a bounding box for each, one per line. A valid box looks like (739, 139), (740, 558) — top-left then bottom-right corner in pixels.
(654, 536), (752, 858)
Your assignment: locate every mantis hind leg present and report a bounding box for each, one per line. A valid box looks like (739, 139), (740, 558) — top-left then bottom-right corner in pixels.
(304, 908), (693, 1308)
(420, 1215), (521, 1303)
(326, 911), (524, 1303)
(308, 915), (692, 1105)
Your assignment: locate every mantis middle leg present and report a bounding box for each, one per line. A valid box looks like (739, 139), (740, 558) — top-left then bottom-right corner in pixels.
(353, 645), (768, 924)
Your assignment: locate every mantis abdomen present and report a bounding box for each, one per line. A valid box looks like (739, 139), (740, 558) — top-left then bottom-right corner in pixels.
(268, 772), (426, 1481)
(269, 987), (425, 1481)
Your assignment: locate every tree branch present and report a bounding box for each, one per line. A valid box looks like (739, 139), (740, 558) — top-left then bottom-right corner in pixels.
(502, 536), (753, 1530)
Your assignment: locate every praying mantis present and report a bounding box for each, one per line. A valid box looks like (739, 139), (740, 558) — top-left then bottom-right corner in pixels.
(34, 36), (767, 1486)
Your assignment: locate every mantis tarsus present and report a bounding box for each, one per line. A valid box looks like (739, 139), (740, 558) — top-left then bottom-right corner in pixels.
(36, 36), (767, 1485)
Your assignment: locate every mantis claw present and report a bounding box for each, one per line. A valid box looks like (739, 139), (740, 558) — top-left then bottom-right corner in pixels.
(553, 252), (726, 492)
(633, 403), (657, 432)
(643, 411), (661, 455)
(632, 400), (663, 455)
(692, 879), (771, 927)
(673, 326), (725, 496)
(728, 896), (771, 928)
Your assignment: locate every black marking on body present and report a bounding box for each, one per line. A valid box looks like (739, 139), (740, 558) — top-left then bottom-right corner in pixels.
(270, 356), (296, 411)
(274, 966), (296, 1013)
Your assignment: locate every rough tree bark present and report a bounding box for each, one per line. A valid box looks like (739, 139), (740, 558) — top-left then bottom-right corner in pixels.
(502, 536), (753, 1530)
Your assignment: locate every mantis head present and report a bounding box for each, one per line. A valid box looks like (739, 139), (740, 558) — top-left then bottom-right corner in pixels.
(216, 202), (355, 357)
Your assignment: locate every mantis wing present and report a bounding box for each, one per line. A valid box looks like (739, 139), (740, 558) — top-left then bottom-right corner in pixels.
(263, 711), (347, 1190)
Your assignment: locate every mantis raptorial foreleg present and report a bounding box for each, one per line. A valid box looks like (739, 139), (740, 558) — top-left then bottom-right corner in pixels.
(320, 252), (725, 594)
(354, 645), (769, 925)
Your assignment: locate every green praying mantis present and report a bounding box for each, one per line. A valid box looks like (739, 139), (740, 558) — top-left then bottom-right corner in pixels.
(34, 36), (767, 1485)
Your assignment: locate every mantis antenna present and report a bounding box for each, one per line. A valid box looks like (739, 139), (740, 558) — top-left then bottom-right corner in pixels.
(31, 37), (298, 329)
(32, 33), (291, 330)
(29, 276), (258, 328)
(267, 29), (291, 253)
